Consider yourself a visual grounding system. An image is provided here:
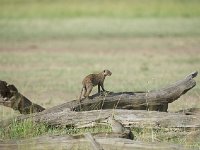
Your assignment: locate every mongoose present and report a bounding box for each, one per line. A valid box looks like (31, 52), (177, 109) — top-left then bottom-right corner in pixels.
(107, 116), (125, 133)
(107, 116), (134, 140)
(79, 69), (112, 101)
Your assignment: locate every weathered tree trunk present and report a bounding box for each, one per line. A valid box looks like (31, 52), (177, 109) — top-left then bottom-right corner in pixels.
(0, 71), (198, 114)
(45, 71), (198, 113)
(1, 108), (200, 130)
(0, 135), (189, 150)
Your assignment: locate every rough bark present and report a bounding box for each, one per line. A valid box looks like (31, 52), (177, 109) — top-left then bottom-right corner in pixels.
(0, 135), (190, 150)
(1, 109), (200, 130)
(177, 107), (200, 115)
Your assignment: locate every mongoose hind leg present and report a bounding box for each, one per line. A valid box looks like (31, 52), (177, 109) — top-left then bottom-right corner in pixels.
(84, 85), (93, 99)
(82, 87), (87, 98)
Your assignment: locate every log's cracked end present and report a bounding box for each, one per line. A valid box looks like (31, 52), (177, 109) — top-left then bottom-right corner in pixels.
(0, 80), (45, 114)
(186, 71), (198, 79)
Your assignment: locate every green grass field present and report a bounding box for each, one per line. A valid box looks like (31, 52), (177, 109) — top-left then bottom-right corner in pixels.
(0, 0), (200, 18)
(0, 18), (200, 43)
(0, 0), (200, 148)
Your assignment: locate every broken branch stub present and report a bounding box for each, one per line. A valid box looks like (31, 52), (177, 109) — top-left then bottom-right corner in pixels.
(0, 80), (45, 114)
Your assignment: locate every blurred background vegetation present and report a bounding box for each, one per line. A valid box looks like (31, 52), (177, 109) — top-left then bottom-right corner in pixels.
(0, 0), (200, 42)
(0, 0), (200, 18)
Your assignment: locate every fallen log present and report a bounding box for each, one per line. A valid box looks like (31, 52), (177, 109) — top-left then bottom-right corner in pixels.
(0, 135), (190, 150)
(177, 107), (200, 115)
(45, 71), (198, 113)
(0, 71), (198, 114)
(1, 109), (200, 130)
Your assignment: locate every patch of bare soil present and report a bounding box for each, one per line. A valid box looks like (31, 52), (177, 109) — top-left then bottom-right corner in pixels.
(0, 37), (200, 54)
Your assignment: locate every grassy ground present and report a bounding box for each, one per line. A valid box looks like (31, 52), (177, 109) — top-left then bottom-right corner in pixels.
(0, 119), (199, 149)
(0, 0), (200, 148)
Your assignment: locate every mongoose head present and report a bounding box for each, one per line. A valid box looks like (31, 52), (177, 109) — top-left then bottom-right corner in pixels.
(107, 115), (115, 124)
(103, 69), (112, 77)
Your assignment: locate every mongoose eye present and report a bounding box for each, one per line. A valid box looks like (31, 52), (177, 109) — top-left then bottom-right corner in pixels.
(103, 70), (106, 73)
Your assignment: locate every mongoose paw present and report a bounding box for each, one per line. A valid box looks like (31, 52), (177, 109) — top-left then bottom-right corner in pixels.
(86, 96), (91, 99)
(105, 90), (110, 94)
(101, 91), (110, 96)
(99, 92), (104, 96)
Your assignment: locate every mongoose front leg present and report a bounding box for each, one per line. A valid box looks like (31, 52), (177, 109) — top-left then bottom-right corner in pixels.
(99, 83), (109, 96)
(98, 84), (105, 95)
(100, 83), (110, 95)
(100, 83), (105, 91)
(98, 84), (101, 93)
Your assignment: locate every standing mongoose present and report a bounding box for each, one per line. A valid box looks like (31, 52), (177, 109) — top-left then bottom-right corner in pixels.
(79, 69), (112, 101)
